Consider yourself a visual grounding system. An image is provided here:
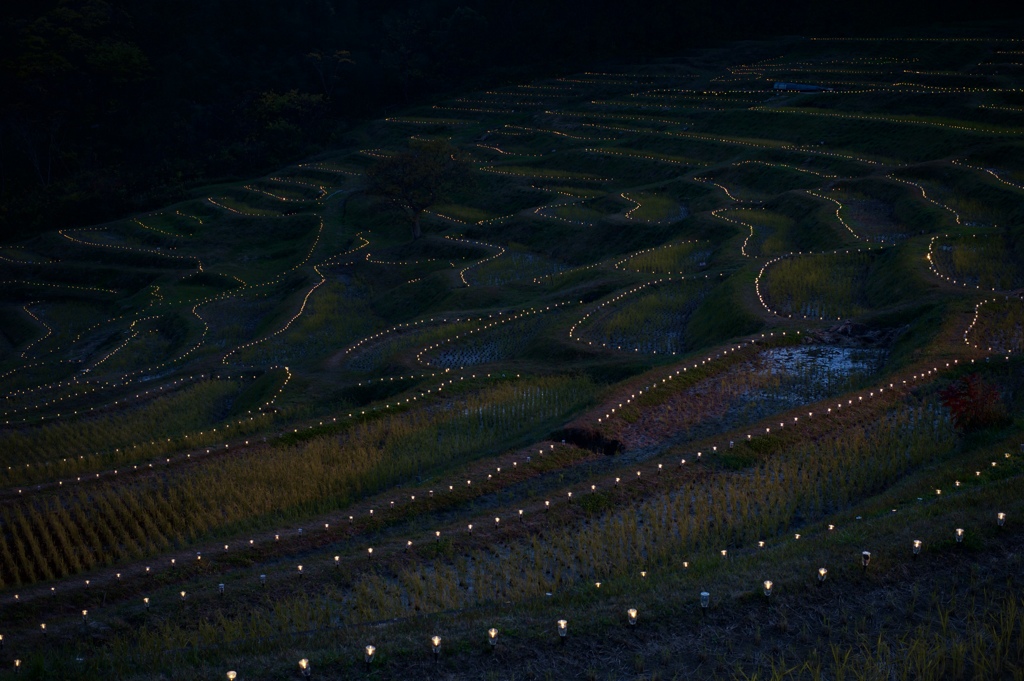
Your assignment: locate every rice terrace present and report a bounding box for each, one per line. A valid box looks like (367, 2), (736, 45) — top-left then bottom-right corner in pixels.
(2, 12), (1024, 681)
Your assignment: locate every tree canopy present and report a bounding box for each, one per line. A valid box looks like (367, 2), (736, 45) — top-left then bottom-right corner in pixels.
(365, 140), (468, 240)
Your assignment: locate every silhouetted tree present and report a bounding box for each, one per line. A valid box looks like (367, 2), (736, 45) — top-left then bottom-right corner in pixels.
(306, 49), (354, 100)
(365, 140), (468, 240)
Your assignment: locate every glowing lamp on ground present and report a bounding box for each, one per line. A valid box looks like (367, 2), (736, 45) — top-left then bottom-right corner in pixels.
(180, 591), (187, 602)
(998, 512), (1006, 527)
(488, 628), (499, 648)
(557, 619), (568, 642)
(818, 568), (827, 585)
(364, 645), (376, 666)
(40, 624), (46, 634)
(431, 635), (441, 659)
(861, 551), (871, 571)
(640, 570), (647, 578)
(955, 528), (964, 543)
(297, 565), (303, 576)
(226, 673), (236, 681)
(913, 540), (922, 557)
(763, 580), (773, 599)
(82, 609), (88, 622)
(495, 517), (500, 527)
(627, 608), (638, 626)
(144, 597), (150, 609)
(721, 549), (728, 558)
(595, 582), (601, 589)
(335, 556), (340, 567)
(299, 658), (311, 678)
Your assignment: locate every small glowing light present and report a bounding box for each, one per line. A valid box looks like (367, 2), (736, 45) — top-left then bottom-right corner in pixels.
(627, 608), (638, 625)
(817, 568), (827, 583)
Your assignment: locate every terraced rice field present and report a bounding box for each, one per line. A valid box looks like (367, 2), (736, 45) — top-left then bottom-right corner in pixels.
(2, 28), (1024, 681)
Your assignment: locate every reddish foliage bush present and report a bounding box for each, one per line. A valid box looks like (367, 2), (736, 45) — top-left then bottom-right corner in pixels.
(939, 373), (1009, 432)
